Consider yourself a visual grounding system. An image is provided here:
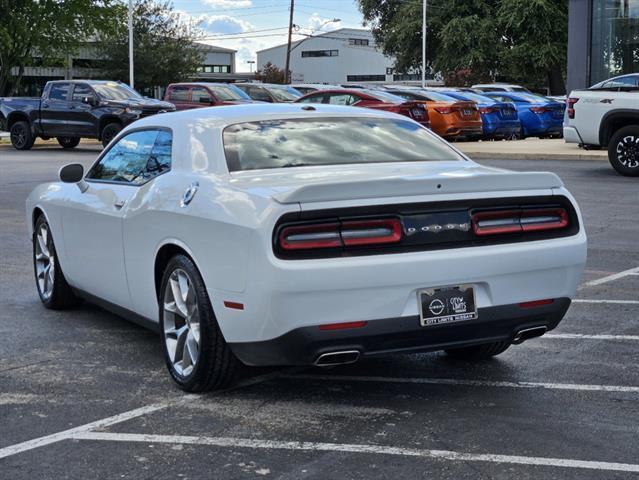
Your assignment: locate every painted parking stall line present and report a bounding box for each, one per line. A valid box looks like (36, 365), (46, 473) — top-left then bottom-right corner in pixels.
(285, 374), (639, 393)
(546, 333), (639, 341)
(579, 266), (639, 289)
(572, 299), (639, 305)
(70, 431), (639, 474)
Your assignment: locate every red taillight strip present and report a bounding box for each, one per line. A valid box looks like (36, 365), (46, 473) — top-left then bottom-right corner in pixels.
(519, 299), (554, 308)
(319, 321), (367, 331)
(279, 218), (402, 251)
(472, 208), (568, 236)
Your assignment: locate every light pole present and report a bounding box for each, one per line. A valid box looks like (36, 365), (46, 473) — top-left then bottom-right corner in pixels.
(284, 0), (295, 84)
(128, 0), (134, 89)
(422, 0), (427, 88)
(246, 60), (255, 73)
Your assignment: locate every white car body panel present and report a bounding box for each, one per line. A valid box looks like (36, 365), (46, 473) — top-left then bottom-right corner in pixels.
(26, 104), (587, 355)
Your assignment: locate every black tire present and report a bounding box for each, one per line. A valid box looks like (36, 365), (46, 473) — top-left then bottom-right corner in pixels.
(159, 254), (240, 392)
(445, 340), (511, 361)
(10, 120), (35, 150)
(101, 122), (121, 148)
(607, 125), (639, 177)
(33, 215), (78, 309)
(57, 137), (81, 149)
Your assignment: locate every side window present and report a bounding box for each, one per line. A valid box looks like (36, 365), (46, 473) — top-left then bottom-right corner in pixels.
(71, 84), (94, 102)
(168, 86), (190, 102)
(191, 87), (212, 104)
(49, 83), (71, 101)
(87, 130), (172, 185)
(298, 93), (325, 103)
(327, 93), (355, 105)
(249, 87), (272, 102)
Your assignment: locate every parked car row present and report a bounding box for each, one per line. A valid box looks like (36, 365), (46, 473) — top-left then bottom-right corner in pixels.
(0, 79), (564, 150)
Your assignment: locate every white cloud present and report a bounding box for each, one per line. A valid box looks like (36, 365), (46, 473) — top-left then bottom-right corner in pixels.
(202, 0), (252, 7)
(305, 13), (342, 33)
(198, 14), (253, 34)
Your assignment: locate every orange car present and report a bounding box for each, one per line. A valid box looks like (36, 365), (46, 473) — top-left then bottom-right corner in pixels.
(385, 88), (483, 140)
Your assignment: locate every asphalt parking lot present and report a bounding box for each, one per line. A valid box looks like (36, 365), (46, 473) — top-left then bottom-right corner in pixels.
(1, 144), (638, 479)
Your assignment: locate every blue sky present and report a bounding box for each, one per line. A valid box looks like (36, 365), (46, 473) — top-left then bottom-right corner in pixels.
(172, 0), (366, 71)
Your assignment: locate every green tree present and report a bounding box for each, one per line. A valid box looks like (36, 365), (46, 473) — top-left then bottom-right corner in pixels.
(0, 0), (120, 96)
(98, 0), (203, 94)
(358, 0), (568, 93)
(255, 62), (287, 84)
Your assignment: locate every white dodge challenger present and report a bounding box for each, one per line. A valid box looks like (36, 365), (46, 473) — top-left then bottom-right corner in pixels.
(27, 104), (587, 392)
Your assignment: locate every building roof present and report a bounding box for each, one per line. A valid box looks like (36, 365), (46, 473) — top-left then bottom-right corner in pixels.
(256, 28), (373, 54)
(195, 42), (237, 53)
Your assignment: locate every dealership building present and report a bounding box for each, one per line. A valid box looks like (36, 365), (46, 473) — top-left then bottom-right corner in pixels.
(256, 28), (426, 84)
(568, 0), (639, 91)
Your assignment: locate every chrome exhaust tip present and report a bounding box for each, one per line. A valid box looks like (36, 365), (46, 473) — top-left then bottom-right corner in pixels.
(314, 350), (360, 366)
(513, 326), (547, 345)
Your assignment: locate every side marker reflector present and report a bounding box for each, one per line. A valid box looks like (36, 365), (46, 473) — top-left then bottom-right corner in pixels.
(224, 301), (244, 310)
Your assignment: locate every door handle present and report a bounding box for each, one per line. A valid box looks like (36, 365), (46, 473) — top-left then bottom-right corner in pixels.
(114, 199), (126, 209)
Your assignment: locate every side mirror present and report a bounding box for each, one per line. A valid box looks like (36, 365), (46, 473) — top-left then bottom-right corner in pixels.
(59, 163), (89, 192)
(199, 97), (215, 105)
(82, 96), (96, 106)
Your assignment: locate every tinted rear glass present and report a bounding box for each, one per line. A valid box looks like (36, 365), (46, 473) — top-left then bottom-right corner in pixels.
(223, 117), (463, 172)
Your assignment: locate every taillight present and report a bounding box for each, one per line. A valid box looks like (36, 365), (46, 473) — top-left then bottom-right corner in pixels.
(529, 106), (549, 114)
(472, 207), (568, 236)
(279, 218), (402, 251)
(567, 97), (578, 119)
(479, 106), (498, 114)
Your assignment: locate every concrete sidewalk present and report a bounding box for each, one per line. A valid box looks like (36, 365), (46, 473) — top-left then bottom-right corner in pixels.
(455, 138), (607, 161)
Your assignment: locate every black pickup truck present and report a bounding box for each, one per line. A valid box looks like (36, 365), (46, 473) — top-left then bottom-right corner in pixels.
(0, 80), (175, 150)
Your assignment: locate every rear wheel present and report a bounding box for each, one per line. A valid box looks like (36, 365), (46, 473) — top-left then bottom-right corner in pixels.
(57, 137), (81, 149)
(10, 121), (35, 150)
(101, 122), (121, 148)
(159, 254), (240, 392)
(445, 340), (511, 361)
(607, 125), (639, 176)
(33, 215), (78, 309)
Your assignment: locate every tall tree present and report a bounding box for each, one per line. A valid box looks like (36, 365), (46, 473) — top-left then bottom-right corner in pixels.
(255, 62), (287, 84)
(358, 0), (568, 93)
(0, 0), (120, 96)
(98, 0), (203, 94)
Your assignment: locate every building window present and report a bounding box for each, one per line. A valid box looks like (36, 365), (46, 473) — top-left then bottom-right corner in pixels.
(301, 50), (339, 58)
(349, 38), (369, 46)
(591, 0), (639, 84)
(346, 74), (386, 82)
(199, 65), (231, 74)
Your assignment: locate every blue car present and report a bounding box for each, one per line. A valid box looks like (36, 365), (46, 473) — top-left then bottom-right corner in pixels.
(482, 92), (565, 138)
(438, 90), (521, 139)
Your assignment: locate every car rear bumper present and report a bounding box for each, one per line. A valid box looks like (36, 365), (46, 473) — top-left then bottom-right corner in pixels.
(563, 126), (582, 144)
(228, 298), (571, 366)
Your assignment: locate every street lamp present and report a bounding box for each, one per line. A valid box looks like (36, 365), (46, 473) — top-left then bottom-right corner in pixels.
(246, 60), (255, 73)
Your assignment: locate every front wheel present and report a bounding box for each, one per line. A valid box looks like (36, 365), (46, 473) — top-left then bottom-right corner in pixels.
(445, 340), (511, 361)
(101, 122), (121, 148)
(607, 125), (639, 176)
(33, 215), (78, 309)
(57, 137), (81, 149)
(159, 254), (240, 392)
(10, 121), (35, 150)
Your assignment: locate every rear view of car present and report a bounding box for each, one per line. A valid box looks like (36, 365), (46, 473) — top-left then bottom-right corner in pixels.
(483, 92), (565, 138)
(441, 90), (521, 139)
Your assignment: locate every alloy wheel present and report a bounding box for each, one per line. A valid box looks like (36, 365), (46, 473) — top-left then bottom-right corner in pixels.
(616, 135), (639, 168)
(10, 124), (26, 148)
(163, 269), (201, 377)
(34, 223), (55, 299)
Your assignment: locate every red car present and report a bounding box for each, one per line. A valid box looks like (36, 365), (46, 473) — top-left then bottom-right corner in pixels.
(164, 82), (255, 110)
(295, 88), (430, 129)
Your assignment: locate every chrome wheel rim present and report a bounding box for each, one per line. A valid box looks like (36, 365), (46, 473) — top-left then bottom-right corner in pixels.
(163, 269), (200, 377)
(34, 223), (55, 299)
(616, 136), (639, 168)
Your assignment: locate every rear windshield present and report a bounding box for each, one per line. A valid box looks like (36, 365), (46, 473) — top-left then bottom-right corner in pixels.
(223, 117), (464, 172)
(268, 86), (302, 101)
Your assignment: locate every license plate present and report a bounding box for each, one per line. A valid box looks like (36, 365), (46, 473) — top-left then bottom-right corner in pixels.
(463, 109), (473, 116)
(502, 109), (515, 118)
(418, 285), (477, 327)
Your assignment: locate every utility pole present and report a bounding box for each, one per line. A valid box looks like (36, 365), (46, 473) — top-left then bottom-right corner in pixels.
(284, 0), (295, 84)
(421, 0), (427, 88)
(128, 0), (134, 89)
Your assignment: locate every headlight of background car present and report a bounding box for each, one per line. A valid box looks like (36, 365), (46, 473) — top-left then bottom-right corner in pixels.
(125, 107), (142, 115)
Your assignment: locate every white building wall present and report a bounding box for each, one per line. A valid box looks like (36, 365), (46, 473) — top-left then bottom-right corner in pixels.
(257, 29), (395, 84)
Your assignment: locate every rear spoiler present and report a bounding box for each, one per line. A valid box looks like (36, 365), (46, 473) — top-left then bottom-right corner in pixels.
(273, 171), (563, 204)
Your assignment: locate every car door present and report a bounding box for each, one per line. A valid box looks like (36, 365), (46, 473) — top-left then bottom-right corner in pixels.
(297, 92), (327, 103)
(167, 85), (192, 110)
(61, 129), (166, 309)
(326, 93), (358, 106)
(247, 86), (273, 102)
(40, 82), (72, 137)
(191, 86), (216, 107)
(67, 83), (97, 136)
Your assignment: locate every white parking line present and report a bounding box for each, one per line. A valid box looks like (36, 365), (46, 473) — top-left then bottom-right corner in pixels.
(546, 333), (639, 341)
(70, 431), (639, 473)
(579, 266), (639, 288)
(286, 374), (639, 393)
(573, 299), (639, 305)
